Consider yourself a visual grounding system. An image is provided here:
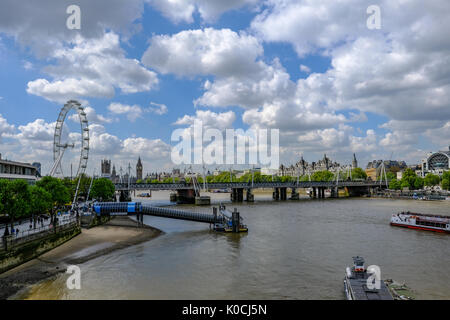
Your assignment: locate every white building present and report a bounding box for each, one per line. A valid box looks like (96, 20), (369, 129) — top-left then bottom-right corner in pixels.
(420, 147), (450, 177)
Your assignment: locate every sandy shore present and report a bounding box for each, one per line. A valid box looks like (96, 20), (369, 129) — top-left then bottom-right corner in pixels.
(0, 216), (162, 300)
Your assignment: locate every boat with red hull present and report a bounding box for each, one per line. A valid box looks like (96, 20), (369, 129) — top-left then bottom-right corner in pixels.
(390, 212), (450, 233)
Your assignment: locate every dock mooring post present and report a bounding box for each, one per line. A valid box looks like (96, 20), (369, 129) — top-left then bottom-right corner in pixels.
(213, 207), (217, 223)
(232, 208), (240, 233)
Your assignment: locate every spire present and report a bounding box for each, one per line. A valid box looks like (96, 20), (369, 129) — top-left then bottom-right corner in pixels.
(352, 153), (358, 169)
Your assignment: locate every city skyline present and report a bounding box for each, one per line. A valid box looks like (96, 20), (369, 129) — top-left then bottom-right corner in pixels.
(0, 1), (449, 175)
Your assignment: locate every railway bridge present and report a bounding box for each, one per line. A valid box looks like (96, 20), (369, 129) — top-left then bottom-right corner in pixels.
(114, 180), (387, 204)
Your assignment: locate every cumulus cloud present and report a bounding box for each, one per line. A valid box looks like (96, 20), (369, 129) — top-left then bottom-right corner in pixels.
(148, 102), (168, 115)
(174, 110), (236, 130)
(299, 64), (311, 73)
(108, 102), (144, 122)
(0, 0), (145, 57)
(26, 33), (158, 103)
(142, 28), (295, 109)
(146, 0), (258, 23)
(68, 106), (114, 124)
(142, 28), (263, 77)
(0, 114), (171, 175)
(246, 0), (450, 162)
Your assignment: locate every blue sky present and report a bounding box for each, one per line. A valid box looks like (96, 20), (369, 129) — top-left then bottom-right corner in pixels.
(0, 0), (449, 176)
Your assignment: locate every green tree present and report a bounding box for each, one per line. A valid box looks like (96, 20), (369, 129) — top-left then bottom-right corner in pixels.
(442, 178), (449, 191)
(441, 171), (450, 190)
(36, 176), (71, 216)
(311, 170), (334, 182)
(424, 173), (440, 187)
(29, 186), (52, 216)
(90, 178), (115, 201)
(389, 179), (401, 190)
(399, 168), (418, 190)
(0, 179), (8, 216)
(351, 168), (367, 180)
(413, 176), (424, 190)
(2, 180), (31, 233)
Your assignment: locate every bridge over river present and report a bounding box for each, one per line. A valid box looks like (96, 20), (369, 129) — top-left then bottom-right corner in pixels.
(114, 180), (388, 204)
(93, 202), (247, 233)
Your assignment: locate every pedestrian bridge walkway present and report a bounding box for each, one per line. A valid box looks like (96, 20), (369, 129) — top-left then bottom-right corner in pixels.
(93, 202), (224, 224)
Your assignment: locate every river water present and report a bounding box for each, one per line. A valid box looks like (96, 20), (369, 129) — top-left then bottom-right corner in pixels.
(23, 192), (450, 299)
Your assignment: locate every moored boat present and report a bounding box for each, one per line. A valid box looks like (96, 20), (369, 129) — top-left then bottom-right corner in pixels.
(344, 256), (393, 300)
(390, 212), (450, 233)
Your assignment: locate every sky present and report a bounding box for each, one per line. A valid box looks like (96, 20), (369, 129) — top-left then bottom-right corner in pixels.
(0, 0), (449, 176)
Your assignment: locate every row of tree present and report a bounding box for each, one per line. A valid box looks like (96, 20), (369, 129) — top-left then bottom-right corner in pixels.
(0, 176), (116, 225)
(137, 168), (368, 184)
(388, 169), (450, 190)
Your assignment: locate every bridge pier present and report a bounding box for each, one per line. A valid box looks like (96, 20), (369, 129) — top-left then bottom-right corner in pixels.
(195, 196), (211, 205)
(312, 187), (317, 198)
(232, 208), (240, 233)
(176, 189), (196, 204)
(330, 187), (339, 198)
(280, 187), (287, 200)
(273, 188), (280, 200)
(246, 189), (254, 202)
(290, 188), (299, 200)
(231, 188), (244, 202)
(119, 190), (131, 202)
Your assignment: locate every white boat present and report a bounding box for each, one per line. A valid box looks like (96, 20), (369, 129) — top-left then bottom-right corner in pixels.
(390, 212), (450, 233)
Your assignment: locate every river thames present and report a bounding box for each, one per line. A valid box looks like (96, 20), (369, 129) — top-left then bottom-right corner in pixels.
(22, 192), (450, 299)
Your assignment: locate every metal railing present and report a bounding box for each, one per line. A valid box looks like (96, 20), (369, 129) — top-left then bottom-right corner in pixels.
(1, 218), (79, 252)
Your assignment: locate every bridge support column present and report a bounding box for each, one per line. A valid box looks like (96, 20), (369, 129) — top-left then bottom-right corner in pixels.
(331, 187), (339, 198)
(290, 188), (299, 200)
(176, 189), (196, 204)
(321, 188), (325, 199)
(280, 187), (287, 200)
(119, 190), (131, 202)
(312, 187), (317, 199)
(231, 188), (244, 202)
(195, 196), (211, 205)
(232, 208), (240, 233)
(246, 189), (254, 202)
(273, 188), (280, 200)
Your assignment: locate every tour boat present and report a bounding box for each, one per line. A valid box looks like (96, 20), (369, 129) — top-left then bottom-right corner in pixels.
(390, 212), (450, 233)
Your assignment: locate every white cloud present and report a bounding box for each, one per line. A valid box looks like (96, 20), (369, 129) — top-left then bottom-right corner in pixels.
(23, 61), (33, 70)
(68, 106), (114, 124)
(0, 114), (15, 138)
(174, 110), (236, 130)
(148, 102), (168, 115)
(26, 33), (158, 103)
(142, 28), (263, 78)
(108, 102), (144, 122)
(0, 0), (145, 57)
(0, 114), (172, 175)
(145, 0), (258, 23)
(142, 28), (295, 109)
(299, 64), (311, 73)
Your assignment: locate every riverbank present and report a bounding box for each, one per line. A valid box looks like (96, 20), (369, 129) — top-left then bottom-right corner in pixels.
(0, 216), (162, 300)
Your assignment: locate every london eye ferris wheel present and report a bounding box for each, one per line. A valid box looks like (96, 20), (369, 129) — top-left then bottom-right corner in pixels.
(49, 100), (89, 179)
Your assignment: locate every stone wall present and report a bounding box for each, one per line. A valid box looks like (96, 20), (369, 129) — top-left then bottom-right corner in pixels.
(0, 225), (81, 274)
